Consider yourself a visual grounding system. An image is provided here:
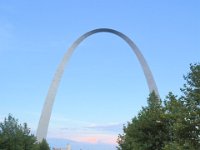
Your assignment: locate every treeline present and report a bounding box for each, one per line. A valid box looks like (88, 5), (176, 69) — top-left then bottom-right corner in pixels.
(117, 63), (200, 150)
(0, 114), (50, 150)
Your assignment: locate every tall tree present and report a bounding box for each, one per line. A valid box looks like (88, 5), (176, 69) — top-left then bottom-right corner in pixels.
(163, 92), (192, 149)
(117, 92), (168, 150)
(38, 139), (50, 150)
(180, 63), (200, 148)
(0, 114), (21, 149)
(0, 114), (38, 150)
(117, 63), (200, 150)
(0, 114), (50, 150)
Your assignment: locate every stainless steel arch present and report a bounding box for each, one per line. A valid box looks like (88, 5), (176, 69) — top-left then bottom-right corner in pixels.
(36, 28), (159, 142)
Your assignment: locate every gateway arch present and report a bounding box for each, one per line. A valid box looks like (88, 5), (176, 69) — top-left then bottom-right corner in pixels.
(36, 28), (159, 142)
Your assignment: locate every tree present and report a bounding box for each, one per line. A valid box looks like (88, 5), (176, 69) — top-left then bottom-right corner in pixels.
(162, 63), (200, 149)
(38, 139), (50, 150)
(180, 63), (200, 148)
(117, 63), (200, 150)
(117, 92), (168, 150)
(163, 93), (195, 149)
(0, 114), (37, 150)
(0, 114), (50, 150)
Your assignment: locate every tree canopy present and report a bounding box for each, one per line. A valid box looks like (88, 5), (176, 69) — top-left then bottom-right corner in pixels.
(117, 63), (200, 150)
(0, 114), (50, 150)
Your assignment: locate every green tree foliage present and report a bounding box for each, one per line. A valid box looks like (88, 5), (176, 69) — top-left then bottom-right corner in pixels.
(0, 114), (50, 150)
(118, 92), (168, 150)
(117, 63), (200, 150)
(38, 139), (50, 150)
(0, 114), (37, 150)
(163, 93), (195, 150)
(180, 63), (200, 148)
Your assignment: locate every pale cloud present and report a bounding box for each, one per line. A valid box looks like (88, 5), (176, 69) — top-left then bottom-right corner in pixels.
(47, 121), (123, 145)
(71, 133), (118, 144)
(85, 122), (123, 133)
(50, 113), (92, 125)
(48, 128), (117, 145)
(47, 114), (122, 144)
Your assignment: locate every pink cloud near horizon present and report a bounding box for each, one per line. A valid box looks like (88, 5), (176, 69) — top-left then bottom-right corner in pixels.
(47, 128), (118, 145)
(71, 133), (117, 145)
(47, 121), (122, 145)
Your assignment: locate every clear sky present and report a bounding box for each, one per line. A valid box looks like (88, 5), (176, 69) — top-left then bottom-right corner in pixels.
(0, 0), (199, 149)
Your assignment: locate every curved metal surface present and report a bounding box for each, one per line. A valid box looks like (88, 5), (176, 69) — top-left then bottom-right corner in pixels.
(36, 28), (159, 141)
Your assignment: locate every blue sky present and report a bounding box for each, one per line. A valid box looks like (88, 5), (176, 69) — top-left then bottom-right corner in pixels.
(0, 0), (199, 149)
